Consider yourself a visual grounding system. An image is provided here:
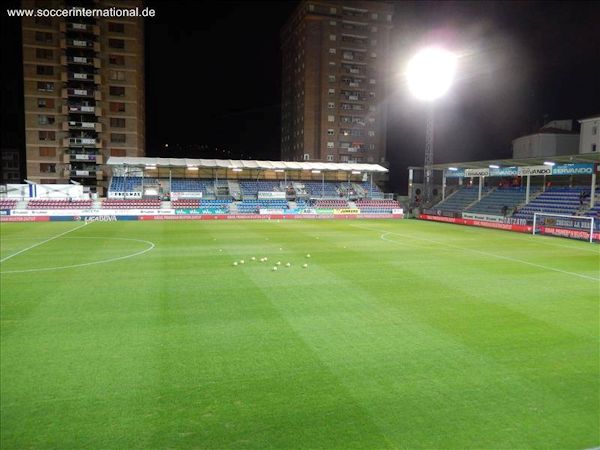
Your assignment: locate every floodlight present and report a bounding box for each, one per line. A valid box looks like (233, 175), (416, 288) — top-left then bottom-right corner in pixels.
(186, 166), (198, 170)
(311, 170), (321, 174)
(448, 167), (458, 171)
(489, 164), (500, 169)
(543, 161), (555, 166)
(406, 47), (457, 101)
(232, 168), (243, 172)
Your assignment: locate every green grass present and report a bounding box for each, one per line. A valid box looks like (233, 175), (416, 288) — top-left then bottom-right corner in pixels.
(1, 219), (598, 449)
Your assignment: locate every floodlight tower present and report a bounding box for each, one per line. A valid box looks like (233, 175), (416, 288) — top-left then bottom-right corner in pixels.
(406, 47), (457, 205)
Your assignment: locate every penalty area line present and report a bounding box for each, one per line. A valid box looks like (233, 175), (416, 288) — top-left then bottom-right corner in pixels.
(0, 222), (89, 264)
(354, 224), (600, 283)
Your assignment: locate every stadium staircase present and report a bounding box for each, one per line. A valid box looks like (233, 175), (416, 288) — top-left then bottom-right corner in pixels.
(228, 180), (242, 200)
(351, 183), (365, 197)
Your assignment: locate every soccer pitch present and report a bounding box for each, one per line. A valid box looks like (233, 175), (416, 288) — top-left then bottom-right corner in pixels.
(1, 219), (598, 449)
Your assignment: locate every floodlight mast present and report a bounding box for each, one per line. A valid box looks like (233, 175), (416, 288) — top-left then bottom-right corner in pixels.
(406, 47), (456, 206)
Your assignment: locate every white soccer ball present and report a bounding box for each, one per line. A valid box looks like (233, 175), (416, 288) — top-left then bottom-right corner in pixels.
(303, 263), (308, 268)
(264, 257), (268, 261)
(306, 254), (311, 258)
(233, 262), (238, 266)
(277, 261), (281, 266)
(272, 266), (278, 271)
(240, 260), (245, 264)
(251, 256), (256, 261)
(219, 249), (223, 252)
(285, 263), (291, 267)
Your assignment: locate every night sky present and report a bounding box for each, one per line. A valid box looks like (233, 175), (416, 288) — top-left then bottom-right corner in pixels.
(2, 1), (600, 193)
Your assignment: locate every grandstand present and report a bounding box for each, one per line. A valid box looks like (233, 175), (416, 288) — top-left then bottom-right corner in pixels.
(433, 186), (489, 213)
(465, 187), (532, 216)
(512, 186), (589, 221)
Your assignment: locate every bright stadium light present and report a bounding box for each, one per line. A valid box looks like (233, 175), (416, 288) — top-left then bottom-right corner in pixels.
(311, 170), (321, 174)
(543, 161), (556, 166)
(232, 168), (243, 172)
(448, 167), (459, 171)
(406, 47), (457, 101)
(489, 164), (500, 169)
(187, 165), (198, 170)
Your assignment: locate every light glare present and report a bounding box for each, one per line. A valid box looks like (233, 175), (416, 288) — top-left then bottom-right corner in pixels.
(406, 47), (457, 101)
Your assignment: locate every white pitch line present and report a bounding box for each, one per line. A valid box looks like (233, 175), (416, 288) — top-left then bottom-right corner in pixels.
(0, 236), (155, 274)
(354, 225), (600, 282)
(0, 222), (89, 264)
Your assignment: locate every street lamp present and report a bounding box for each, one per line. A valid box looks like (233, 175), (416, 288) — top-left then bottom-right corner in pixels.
(406, 47), (457, 205)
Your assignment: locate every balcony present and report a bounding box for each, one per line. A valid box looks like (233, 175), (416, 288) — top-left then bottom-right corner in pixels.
(62, 55), (102, 68)
(61, 72), (101, 83)
(62, 88), (102, 100)
(60, 22), (100, 35)
(62, 121), (102, 132)
(61, 38), (100, 52)
(63, 137), (102, 147)
(63, 153), (103, 164)
(63, 104), (102, 116)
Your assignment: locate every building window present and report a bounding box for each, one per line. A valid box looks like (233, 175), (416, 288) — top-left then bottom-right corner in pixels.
(37, 81), (54, 92)
(38, 115), (55, 125)
(327, 115), (335, 122)
(330, 7), (336, 14)
(330, 20), (336, 26)
(371, 39), (377, 46)
(36, 65), (54, 76)
(371, 13), (378, 20)
(329, 34), (336, 41)
(40, 163), (56, 173)
(327, 155), (334, 161)
(593, 144), (597, 152)
(35, 31), (53, 43)
(109, 54), (125, 65)
(328, 102), (335, 109)
(111, 133), (126, 143)
(39, 147), (56, 157)
(369, 78), (376, 84)
(109, 39), (125, 49)
(327, 129), (334, 136)
(109, 70), (126, 81)
(327, 142), (334, 148)
(592, 126), (598, 135)
(328, 88), (335, 95)
(370, 52), (377, 58)
(368, 130), (375, 137)
(37, 98), (54, 108)
(329, 48), (336, 54)
(328, 75), (335, 82)
(303, 153), (310, 161)
(109, 102), (126, 112)
(108, 22), (125, 33)
(371, 26), (378, 32)
(38, 131), (55, 141)
(110, 117), (126, 128)
(36, 48), (53, 59)
(109, 86), (126, 96)
(110, 148), (127, 156)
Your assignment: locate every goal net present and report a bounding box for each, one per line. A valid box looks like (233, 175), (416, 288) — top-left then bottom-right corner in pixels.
(533, 213), (597, 243)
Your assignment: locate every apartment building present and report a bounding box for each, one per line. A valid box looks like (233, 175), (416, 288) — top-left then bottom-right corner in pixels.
(281, 0), (393, 164)
(21, 0), (145, 194)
